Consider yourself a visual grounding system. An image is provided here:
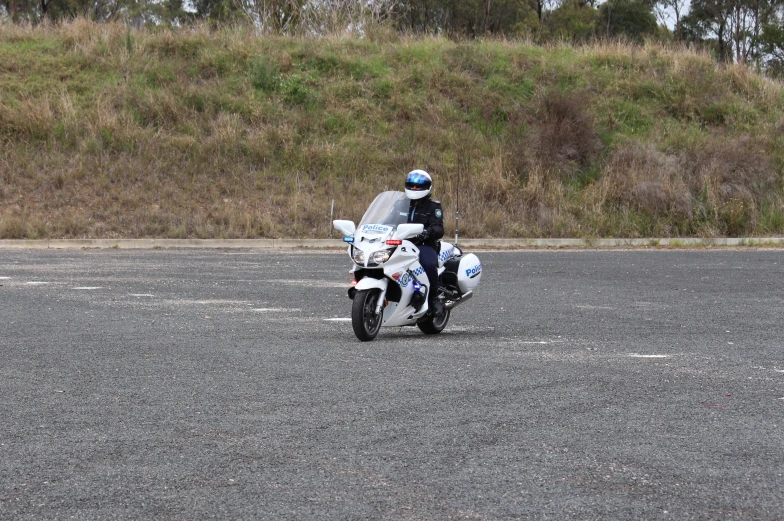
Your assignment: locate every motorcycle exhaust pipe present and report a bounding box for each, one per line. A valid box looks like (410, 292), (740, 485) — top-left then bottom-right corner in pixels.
(445, 290), (473, 311)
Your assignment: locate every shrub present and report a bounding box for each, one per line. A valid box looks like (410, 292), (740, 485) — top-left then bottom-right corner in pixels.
(249, 58), (280, 92)
(281, 74), (313, 106)
(598, 141), (692, 217)
(535, 90), (600, 174)
(688, 135), (776, 200)
(0, 216), (26, 239)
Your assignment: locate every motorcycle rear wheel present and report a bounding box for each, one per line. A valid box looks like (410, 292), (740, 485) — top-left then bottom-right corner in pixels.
(352, 289), (383, 341)
(417, 305), (450, 335)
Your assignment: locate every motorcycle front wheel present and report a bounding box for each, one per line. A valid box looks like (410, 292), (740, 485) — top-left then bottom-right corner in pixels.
(352, 289), (383, 341)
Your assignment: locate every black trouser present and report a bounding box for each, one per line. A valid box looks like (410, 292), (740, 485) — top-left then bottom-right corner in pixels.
(418, 245), (439, 306)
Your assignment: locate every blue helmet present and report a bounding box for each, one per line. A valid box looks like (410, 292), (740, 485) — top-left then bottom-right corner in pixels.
(405, 169), (432, 200)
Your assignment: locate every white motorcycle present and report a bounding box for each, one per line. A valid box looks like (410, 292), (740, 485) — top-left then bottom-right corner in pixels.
(333, 191), (482, 341)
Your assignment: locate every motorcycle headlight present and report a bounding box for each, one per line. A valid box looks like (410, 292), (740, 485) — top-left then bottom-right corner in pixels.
(372, 250), (391, 265)
(352, 249), (365, 265)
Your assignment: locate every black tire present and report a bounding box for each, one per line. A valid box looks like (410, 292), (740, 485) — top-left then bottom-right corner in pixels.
(352, 289), (383, 341)
(417, 304), (450, 335)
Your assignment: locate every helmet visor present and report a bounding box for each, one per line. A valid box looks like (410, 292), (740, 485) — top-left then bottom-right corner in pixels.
(405, 172), (432, 191)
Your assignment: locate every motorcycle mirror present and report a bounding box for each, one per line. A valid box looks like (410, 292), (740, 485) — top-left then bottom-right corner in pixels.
(333, 220), (356, 237)
(394, 223), (424, 240)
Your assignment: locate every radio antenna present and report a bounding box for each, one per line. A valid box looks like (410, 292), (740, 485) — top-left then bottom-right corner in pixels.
(455, 152), (460, 246)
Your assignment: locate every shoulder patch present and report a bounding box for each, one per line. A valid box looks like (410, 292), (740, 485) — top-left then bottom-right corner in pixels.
(435, 209), (443, 218)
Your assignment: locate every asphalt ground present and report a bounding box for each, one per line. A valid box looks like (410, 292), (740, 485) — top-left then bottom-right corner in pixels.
(1, 249), (783, 520)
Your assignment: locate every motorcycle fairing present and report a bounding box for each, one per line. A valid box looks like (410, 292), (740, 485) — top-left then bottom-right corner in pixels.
(437, 241), (459, 268)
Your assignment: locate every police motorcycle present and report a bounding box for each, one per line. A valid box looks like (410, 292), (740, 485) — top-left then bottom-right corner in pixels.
(333, 191), (482, 341)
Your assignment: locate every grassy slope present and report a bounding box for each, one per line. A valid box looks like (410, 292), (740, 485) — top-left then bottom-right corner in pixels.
(1, 20), (783, 239)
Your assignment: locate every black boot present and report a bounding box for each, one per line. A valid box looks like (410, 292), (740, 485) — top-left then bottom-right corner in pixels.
(431, 299), (444, 317)
(426, 286), (444, 317)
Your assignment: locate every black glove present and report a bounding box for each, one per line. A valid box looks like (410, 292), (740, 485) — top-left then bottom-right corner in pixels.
(414, 230), (430, 243)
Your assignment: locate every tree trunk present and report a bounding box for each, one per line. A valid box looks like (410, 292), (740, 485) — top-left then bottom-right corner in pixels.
(718, 21), (730, 63)
(482, 0), (492, 34)
(674, 2), (681, 42)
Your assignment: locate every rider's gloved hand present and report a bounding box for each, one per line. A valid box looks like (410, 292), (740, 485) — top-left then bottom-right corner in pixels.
(414, 230), (430, 243)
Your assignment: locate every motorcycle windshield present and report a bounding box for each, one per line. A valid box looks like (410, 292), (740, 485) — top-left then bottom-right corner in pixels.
(358, 191), (409, 229)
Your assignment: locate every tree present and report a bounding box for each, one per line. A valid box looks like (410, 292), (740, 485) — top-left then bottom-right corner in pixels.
(50, 0), (128, 21)
(0, 0), (143, 22)
(682, 0), (735, 61)
(683, 0), (784, 64)
(384, 0), (540, 36)
(252, 0), (305, 33)
(0, 0), (35, 21)
(758, 14), (784, 75)
(191, 0), (249, 22)
(656, 0), (689, 40)
(476, 0), (543, 34)
(511, 1), (545, 37)
(545, 0), (600, 42)
(599, 0), (658, 42)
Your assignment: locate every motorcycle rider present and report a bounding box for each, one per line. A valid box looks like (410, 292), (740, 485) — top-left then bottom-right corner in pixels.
(404, 169), (445, 316)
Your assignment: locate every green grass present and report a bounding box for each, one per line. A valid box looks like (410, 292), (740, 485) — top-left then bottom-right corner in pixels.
(1, 20), (783, 239)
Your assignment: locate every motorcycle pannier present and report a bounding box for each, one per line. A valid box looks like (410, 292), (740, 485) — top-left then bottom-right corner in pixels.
(443, 253), (482, 294)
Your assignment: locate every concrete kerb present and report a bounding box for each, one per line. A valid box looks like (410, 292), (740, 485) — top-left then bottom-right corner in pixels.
(2, 237), (784, 250)
(0, 239), (330, 249)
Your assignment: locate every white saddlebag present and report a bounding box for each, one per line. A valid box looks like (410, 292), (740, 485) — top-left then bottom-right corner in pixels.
(456, 253), (482, 293)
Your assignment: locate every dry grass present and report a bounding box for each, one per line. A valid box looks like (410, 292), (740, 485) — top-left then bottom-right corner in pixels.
(1, 20), (783, 239)
(535, 90), (600, 174)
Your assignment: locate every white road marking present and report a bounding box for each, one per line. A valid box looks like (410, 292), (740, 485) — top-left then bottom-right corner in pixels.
(0, 276), (10, 280)
(265, 279), (348, 289)
(628, 354), (670, 358)
(324, 318), (351, 322)
(194, 300), (246, 305)
(444, 325), (496, 333)
(506, 338), (563, 344)
(130, 294), (155, 297)
(252, 308), (300, 313)
(25, 281), (49, 285)
(72, 287), (102, 290)
(519, 341), (556, 344)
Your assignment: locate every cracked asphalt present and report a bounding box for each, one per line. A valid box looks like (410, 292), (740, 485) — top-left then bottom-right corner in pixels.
(1, 249), (783, 520)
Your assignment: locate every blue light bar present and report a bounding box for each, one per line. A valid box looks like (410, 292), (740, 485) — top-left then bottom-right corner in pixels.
(343, 237), (354, 243)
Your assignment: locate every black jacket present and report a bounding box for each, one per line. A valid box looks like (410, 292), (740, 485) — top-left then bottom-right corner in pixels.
(407, 196), (444, 248)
